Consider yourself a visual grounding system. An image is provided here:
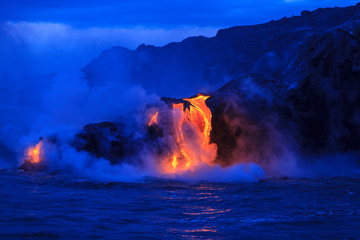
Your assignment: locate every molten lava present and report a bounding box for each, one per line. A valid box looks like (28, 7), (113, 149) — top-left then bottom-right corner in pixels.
(148, 112), (159, 127)
(183, 95), (213, 146)
(164, 94), (217, 174)
(26, 141), (43, 163)
(172, 155), (178, 168)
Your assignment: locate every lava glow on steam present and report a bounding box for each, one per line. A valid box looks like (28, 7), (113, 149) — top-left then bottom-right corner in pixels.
(150, 94), (217, 175)
(26, 141), (43, 163)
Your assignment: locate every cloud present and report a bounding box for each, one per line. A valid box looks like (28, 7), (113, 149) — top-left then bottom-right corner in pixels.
(0, 21), (218, 76)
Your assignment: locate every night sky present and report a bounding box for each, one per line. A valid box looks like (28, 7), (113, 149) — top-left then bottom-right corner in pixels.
(1, 0), (359, 28)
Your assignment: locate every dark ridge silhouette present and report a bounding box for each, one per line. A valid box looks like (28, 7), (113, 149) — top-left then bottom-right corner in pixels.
(83, 3), (360, 98)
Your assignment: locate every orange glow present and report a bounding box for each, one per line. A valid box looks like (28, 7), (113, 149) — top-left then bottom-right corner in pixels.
(26, 141), (43, 163)
(148, 112), (159, 126)
(162, 94), (217, 174)
(172, 156), (178, 168)
(183, 95), (212, 146)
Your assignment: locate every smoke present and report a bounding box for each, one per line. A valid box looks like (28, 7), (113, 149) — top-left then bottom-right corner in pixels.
(0, 22), (162, 171)
(1, 78), (159, 163)
(44, 141), (149, 182)
(169, 163), (265, 182)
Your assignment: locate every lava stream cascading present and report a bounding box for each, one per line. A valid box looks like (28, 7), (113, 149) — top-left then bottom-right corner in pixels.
(148, 111), (158, 127)
(149, 94), (217, 175)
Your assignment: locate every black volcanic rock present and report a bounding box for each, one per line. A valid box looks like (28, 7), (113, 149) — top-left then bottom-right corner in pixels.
(208, 21), (360, 161)
(73, 121), (132, 164)
(18, 160), (46, 172)
(285, 24), (360, 155)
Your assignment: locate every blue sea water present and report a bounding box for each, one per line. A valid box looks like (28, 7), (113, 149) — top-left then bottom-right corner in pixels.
(0, 170), (359, 239)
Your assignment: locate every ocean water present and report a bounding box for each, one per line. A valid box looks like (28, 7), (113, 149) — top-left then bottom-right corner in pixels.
(0, 170), (359, 239)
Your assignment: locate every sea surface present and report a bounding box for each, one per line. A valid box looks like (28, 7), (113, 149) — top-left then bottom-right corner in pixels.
(0, 170), (359, 239)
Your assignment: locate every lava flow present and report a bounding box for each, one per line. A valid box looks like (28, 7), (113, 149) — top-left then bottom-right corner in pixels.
(150, 94), (217, 175)
(148, 112), (158, 127)
(26, 141), (43, 163)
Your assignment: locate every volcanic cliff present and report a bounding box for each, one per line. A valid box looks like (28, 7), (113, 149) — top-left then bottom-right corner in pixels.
(21, 3), (360, 174)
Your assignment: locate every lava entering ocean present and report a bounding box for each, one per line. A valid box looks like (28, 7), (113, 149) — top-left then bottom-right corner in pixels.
(21, 94), (219, 176)
(150, 94), (218, 175)
(26, 141), (43, 163)
(19, 140), (46, 172)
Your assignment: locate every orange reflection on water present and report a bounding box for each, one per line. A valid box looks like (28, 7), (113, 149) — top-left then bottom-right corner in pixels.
(183, 207), (231, 216)
(184, 228), (217, 233)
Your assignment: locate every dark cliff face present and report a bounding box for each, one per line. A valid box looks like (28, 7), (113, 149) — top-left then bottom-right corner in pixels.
(82, 4), (360, 98)
(286, 25), (360, 155)
(209, 20), (360, 163)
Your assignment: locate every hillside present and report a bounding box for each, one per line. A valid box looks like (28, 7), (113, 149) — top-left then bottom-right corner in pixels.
(83, 3), (360, 98)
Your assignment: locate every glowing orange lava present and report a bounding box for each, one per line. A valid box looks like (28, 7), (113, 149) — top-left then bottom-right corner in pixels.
(26, 141), (43, 163)
(163, 94), (217, 174)
(172, 155), (178, 168)
(183, 94), (213, 146)
(148, 112), (159, 126)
